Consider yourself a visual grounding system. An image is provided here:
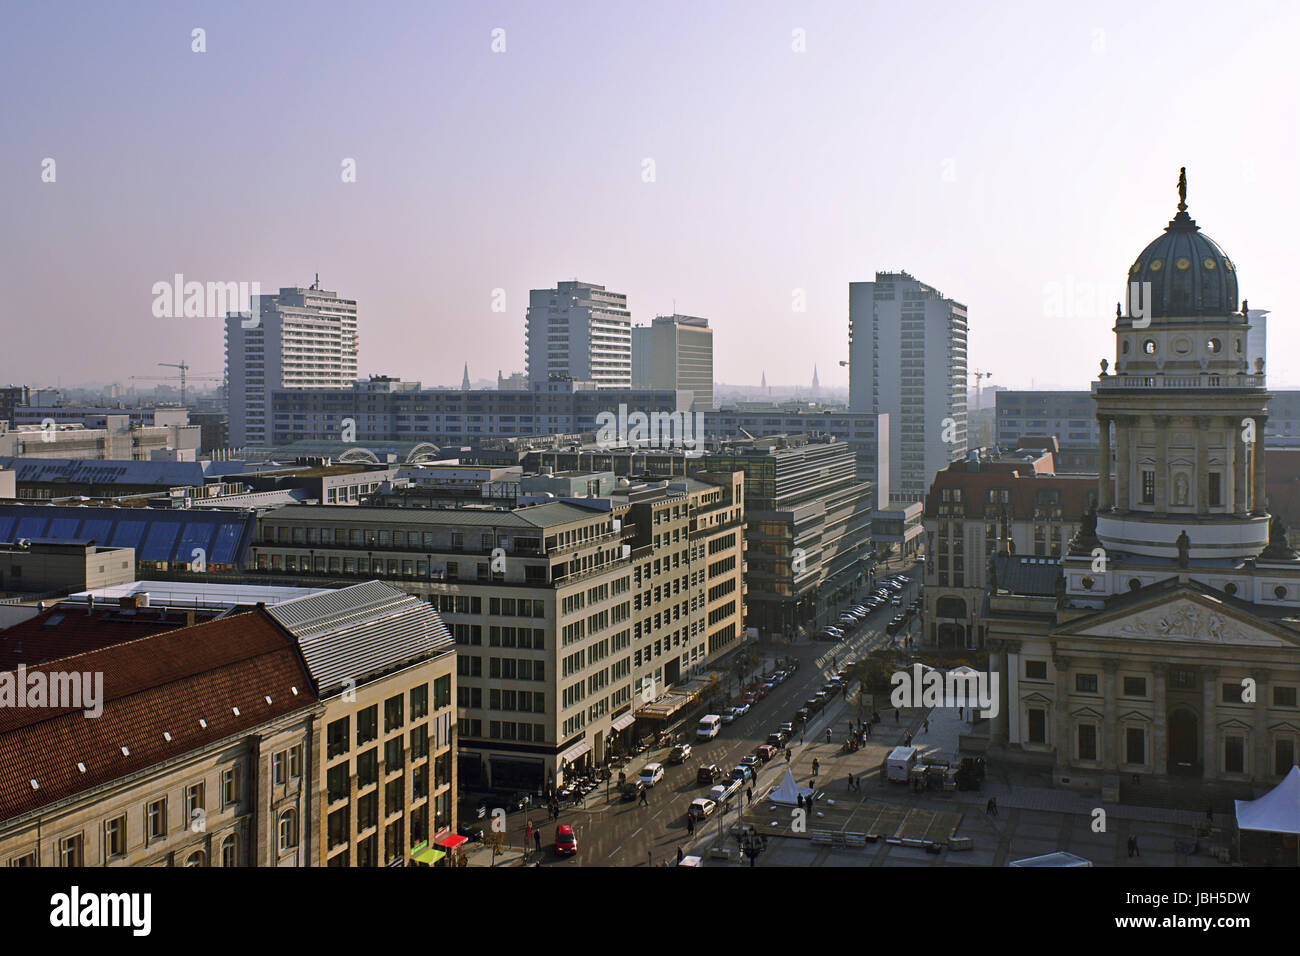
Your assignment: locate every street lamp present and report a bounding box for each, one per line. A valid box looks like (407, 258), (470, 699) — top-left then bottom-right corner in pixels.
(736, 825), (767, 867)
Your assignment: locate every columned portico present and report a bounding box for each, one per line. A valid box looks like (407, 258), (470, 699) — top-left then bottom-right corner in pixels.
(1097, 416), (1112, 511)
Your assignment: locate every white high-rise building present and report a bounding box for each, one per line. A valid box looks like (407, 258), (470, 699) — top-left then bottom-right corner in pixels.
(849, 271), (967, 503)
(525, 281), (631, 388)
(225, 281), (359, 447)
(631, 314), (713, 409)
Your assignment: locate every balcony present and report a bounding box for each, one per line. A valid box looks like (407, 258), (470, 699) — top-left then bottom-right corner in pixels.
(1095, 373), (1265, 390)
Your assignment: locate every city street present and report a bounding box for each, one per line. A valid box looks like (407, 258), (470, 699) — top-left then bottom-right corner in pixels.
(515, 563), (921, 866)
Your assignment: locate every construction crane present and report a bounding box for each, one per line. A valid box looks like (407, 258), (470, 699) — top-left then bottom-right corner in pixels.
(971, 370), (993, 411)
(130, 361), (221, 404)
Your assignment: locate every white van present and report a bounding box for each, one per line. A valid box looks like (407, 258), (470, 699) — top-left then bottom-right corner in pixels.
(696, 714), (722, 740)
(886, 746), (918, 783)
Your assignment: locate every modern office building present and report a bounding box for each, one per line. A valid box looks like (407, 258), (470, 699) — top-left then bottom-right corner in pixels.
(525, 281), (632, 389)
(241, 472), (745, 790)
(632, 314), (714, 410)
(707, 405), (889, 493)
(0, 415), (200, 461)
(266, 582), (458, 867)
(704, 437), (875, 637)
(224, 282), (360, 447)
(984, 174), (1300, 794)
(264, 375), (691, 447)
(849, 271), (968, 503)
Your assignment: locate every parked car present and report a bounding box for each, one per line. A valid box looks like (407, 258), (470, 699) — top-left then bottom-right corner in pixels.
(721, 710), (737, 725)
(710, 779), (742, 805)
(555, 824), (578, 856)
(639, 763), (665, 787)
(688, 797), (718, 820)
(731, 702), (750, 717)
(507, 792), (532, 812)
(668, 743), (693, 764)
(697, 763), (723, 785)
(890, 597), (903, 606)
(739, 754), (761, 772)
(757, 683), (774, 698)
(742, 692), (758, 706)
(766, 732), (786, 748)
(793, 708), (810, 724)
(621, 780), (646, 801)
(730, 764), (755, 784)
(779, 721), (795, 736)
(755, 744), (778, 762)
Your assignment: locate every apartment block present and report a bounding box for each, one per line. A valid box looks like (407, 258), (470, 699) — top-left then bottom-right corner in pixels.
(525, 281), (632, 388)
(850, 271), (968, 503)
(225, 283), (360, 447)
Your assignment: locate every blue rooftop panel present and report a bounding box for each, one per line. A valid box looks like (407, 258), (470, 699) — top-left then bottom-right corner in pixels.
(141, 522), (180, 562)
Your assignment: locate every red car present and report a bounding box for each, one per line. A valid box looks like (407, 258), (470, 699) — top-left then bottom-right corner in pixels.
(742, 692), (758, 706)
(555, 824), (578, 857)
(755, 744), (777, 762)
(756, 683), (774, 699)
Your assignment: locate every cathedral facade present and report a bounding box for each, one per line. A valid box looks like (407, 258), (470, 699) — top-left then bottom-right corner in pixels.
(986, 172), (1300, 794)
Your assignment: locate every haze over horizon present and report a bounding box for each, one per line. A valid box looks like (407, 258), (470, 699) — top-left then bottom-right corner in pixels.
(5, 0), (1298, 393)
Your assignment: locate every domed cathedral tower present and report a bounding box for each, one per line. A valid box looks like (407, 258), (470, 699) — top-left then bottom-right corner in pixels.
(1094, 168), (1270, 566)
(987, 172), (1300, 792)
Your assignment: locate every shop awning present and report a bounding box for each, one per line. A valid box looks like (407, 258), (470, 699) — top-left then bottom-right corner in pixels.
(558, 740), (591, 765)
(412, 845), (445, 865)
(436, 834), (468, 850)
(611, 712), (636, 732)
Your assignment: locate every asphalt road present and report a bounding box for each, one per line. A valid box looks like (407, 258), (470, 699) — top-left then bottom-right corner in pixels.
(528, 564), (921, 866)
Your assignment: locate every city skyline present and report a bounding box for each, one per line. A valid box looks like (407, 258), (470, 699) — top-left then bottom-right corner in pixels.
(5, 1), (1299, 392)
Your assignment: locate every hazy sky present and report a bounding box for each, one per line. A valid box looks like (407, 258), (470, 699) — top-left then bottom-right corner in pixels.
(4, 0), (1298, 393)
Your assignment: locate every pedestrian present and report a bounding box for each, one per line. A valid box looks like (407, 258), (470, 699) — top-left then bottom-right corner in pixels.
(639, 787), (648, 806)
(904, 732), (912, 747)
(923, 718), (929, 734)
(1126, 835), (1135, 858)
(785, 747), (792, 764)
(894, 708), (899, 723)
(1132, 836), (1140, 857)
(525, 819), (533, 848)
(677, 846), (684, 865)
(812, 758), (820, 777)
(746, 786), (753, 805)
(985, 797), (997, 817)
(687, 814), (695, 835)
(534, 829), (541, 853)
(796, 793), (804, 810)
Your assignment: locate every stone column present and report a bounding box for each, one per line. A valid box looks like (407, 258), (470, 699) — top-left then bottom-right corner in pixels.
(1102, 658), (1119, 772)
(1115, 415), (1131, 512)
(989, 639), (1009, 747)
(1194, 415), (1211, 513)
(1097, 416), (1113, 511)
(1252, 416), (1268, 515)
(1253, 667), (1271, 782)
(1154, 415), (1171, 514)
(1202, 665), (1219, 782)
(1234, 427), (1249, 515)
(1152, 662), (1167, 775)
(1053, 654), (1072, 772)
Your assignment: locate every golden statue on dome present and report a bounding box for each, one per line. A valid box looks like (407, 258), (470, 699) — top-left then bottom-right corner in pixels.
(1177, 167), (1187, 212)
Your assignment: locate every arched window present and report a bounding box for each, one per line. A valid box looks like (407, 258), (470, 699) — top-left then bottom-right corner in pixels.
(185, 850), (206, 867)
(221, 834), (238, 867)
(279, 809), (299, 851)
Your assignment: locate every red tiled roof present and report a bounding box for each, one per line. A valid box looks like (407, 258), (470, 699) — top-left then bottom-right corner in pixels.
(0, 610), (318, 821)
(0, 606), (221, 667)
(924, 465), (1098, 522)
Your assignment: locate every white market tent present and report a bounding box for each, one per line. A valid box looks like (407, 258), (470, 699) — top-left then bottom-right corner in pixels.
(1234, 765), (1300, 834)
(768, 768), (814, 805)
